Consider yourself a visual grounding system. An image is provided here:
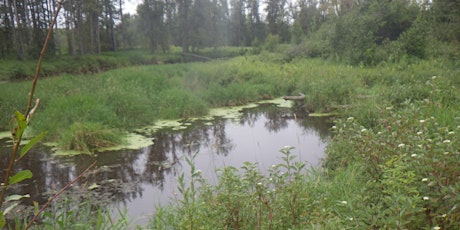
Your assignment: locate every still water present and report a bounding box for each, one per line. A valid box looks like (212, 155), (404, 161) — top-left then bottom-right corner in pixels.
(0, 102), (331, 224)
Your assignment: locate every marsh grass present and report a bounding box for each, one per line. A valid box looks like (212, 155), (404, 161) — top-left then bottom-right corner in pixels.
(59, 122), (123, 153)
(1, 55), (459, 152)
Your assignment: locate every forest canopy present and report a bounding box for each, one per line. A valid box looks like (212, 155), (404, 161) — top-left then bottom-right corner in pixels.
(0, 0), (459, 64)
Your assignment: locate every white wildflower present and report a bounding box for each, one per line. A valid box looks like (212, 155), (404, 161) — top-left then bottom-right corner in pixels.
(332, 126), (337, 129)
(257, 182), (263, 186)
(411, 154), (417, 157)
(443, 152), (450, 155)
(347, 117), (354, 121)
(417, 131), (423, 135)
(423, 196), (430, 201)
(419, 120), (426, 123)
(448, 131), (455, 135)
(377, 132), (382, 135)
(443, 140), (451, 144)
(398, 143), (405, 148)
(422, 178), (428, 182)
(361, 128), (367, 132)
(340, 201), (348, 205)
(433, 226), (441, 230)
(432, 76), (437, 80)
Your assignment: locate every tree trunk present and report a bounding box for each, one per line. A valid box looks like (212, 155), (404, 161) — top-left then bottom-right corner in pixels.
(11, 0), (25, 60)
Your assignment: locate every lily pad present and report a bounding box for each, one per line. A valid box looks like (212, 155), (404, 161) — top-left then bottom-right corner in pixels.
(259, 98), (293, 108)
(99, 133), (153, 151)
(88, 183), (100, 190)
(309, 113), (337, 117)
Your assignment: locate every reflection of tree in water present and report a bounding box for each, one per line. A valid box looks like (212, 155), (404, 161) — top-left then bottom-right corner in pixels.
(239, 103), (332, 141)
(210, 119), (234, 156)
(297, 117), (333, 142)
(0, 103), (332, 222)
(148, 118), (234, 158)
(240, 104), (290, 133)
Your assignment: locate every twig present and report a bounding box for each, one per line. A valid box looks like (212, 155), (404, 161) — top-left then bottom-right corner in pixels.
(0, 0), (63, 212)
(25, 161), (97, 230)
(25, 0), (63, 118)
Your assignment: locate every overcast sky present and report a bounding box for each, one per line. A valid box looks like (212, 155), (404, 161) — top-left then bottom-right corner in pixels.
(124, 0), (141, 15)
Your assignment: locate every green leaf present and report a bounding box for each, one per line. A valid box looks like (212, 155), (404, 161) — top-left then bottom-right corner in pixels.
(88, 183), (100, 190)
(9, 170), (33, 185)
(14, 110), (28, 138)
(20, 131), (47, 158)
(0, 212), (5, 229)
(5, 194), (30, 202)
(4, 203), (18, 215)
(33, 201), (39, 215)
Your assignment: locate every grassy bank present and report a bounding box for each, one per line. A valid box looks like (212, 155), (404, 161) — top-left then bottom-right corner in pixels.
(0, 47), (247, 82)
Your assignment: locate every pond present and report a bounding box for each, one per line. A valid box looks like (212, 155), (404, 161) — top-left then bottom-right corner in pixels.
(0, 101), (332, 225)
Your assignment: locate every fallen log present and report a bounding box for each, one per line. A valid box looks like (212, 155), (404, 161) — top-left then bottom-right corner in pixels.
(282, 93), (306, 101)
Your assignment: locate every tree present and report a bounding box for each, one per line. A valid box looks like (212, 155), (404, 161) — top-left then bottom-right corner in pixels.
(246, 0), (265, 45)
(430, 0), (460, 42)
(230, 0), (246, 46)
(209, 0), (230, 47)
(138, 0), (167, 53)
(190, 0), (212, 50)
(265, 0), (289, 42)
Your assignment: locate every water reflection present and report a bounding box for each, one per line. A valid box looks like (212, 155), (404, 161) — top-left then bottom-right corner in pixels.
(0, 103), (332, 224)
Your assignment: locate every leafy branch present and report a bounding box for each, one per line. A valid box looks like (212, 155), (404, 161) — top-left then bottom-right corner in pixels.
(0, 1), (91, 228)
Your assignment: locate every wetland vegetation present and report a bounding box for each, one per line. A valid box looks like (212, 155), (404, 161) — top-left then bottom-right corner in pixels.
(1, 52), (459, 229)
(1, 0), (460, 229)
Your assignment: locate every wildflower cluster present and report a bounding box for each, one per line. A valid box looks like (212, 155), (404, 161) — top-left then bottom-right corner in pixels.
(327, 100), (459, 229)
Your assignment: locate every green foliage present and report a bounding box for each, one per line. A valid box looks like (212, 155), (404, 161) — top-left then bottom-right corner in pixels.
(326, 76), (460, 228)
(149, 146), (370, 229)
(263, 34), (280, 52)
(8, 170), (33, 186)
(14, 196), (131, 230)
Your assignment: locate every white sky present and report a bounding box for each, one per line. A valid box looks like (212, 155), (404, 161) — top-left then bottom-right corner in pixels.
(124, 0), (141, 15)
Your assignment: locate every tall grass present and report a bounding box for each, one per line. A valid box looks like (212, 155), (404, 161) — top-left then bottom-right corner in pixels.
(1, 55), (458, 152)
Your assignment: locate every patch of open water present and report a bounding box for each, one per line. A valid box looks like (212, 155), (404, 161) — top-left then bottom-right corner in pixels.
(0, 102), (332, 225)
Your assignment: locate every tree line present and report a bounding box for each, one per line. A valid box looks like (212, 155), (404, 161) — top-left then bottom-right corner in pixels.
(1, 0), (459, 63)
